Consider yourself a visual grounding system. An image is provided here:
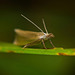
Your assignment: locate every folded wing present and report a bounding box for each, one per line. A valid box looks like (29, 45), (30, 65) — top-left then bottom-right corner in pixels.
(14, 29), (44, 45)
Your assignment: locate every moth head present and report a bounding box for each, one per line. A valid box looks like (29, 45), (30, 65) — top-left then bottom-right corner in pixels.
(46, 33), (54, 39)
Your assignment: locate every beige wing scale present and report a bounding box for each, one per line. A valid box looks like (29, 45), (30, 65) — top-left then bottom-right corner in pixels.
(14, 29), (44, 46)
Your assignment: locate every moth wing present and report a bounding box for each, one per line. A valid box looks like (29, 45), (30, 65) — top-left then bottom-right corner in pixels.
(14, 29), (44, 45)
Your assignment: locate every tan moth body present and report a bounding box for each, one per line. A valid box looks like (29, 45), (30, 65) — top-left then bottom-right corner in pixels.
(14, 14), (55, 49)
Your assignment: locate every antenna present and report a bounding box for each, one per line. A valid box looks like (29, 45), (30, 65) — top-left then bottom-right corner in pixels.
(21, 14), (45, 34)
(42, 18), (48, 34)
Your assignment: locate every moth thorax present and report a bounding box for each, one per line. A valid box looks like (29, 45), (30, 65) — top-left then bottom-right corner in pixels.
(40, 33), (54, 40)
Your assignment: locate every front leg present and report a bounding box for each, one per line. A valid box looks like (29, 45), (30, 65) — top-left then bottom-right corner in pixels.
(49, 39), (55, 48)
(41, 39), (47, 49)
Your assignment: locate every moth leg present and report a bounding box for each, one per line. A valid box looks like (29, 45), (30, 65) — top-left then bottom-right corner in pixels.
(22, 44), (28, 49)
(49, 39), (55, 48)
(23, 43), (31, 49)
(23, 39), (41, 49)
(42, 39), (47, 49)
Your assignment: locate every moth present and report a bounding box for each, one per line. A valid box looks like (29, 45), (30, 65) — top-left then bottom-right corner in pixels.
(14, 14), (55, 49)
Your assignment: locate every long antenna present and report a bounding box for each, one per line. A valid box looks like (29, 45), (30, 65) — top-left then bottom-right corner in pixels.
(21, 14), (45, 34)
(42, 18), (48, 34)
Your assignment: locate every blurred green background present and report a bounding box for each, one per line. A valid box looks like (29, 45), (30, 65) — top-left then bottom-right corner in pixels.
(0, 0), (75, 48)
(0, 0), (75, 75)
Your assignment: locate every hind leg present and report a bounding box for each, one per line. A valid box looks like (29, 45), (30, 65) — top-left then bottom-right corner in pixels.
(22, 43), (32, 49)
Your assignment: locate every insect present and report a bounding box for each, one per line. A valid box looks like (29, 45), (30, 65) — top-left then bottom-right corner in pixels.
(14, 14), (55, 49)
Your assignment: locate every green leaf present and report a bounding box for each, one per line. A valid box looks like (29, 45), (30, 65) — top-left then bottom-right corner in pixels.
(0, 42), (75, 56)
